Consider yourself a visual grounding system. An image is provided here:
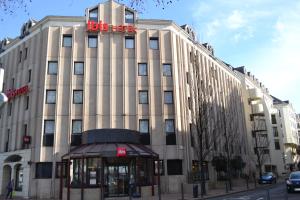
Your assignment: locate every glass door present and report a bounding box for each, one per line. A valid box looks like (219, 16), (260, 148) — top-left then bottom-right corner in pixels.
(105, 164), (129, 197)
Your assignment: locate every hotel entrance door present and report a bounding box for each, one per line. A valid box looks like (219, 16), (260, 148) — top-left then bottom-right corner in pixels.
(105, 163), (129, 197)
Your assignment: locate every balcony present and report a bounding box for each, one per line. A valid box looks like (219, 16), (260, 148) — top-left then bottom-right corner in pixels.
(248, 88), (263, 101)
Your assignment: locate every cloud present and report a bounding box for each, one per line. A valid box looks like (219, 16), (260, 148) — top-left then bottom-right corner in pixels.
(227, 10), (246, 29)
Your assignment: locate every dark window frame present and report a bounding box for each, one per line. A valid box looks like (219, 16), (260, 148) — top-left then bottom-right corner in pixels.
(48, 61), (58, 75)
(139, 90), (149, 104)
(74, 62), (84, 75)
(45, 90), (56, 104)
(88, 35), (98, 48)
(163, 64), (172, 77)
(63, 34), (72, 47)
(43, 120), (55, 147)
(73, 90), (83, 104)
(125, 36), (135, 49)
(167, 160), (182, 175)
(35, 162), (53, 179)
(164, 91), (174, 104)
(138, 63), (148, 76)
(149, 37), (159, 50)
(125, 9), (134, 23)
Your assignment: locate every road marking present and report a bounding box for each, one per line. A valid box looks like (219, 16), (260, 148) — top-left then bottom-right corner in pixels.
(256, 198), (264, 200)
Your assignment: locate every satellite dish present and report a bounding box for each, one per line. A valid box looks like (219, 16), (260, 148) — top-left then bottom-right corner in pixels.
(0, 93), (8, 108)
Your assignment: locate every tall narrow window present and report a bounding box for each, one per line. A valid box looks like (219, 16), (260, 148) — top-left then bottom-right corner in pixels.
(63, 35), (72, 47)
(71, 120), (82, 146)
(165, 119), (176, 145)
(19, 51), (22, 63)
(89, 8), (98, 21)
(73, 90), (83, 104)
(48, 61), (58, 75)
(139, 119), (150, 145)
(271, 114), (277, 124)
(24, 48), (28, 59)
(138, 63), (147, 76)
(274, 139), (280, 150)
(22, 124), (28, 149)
(43, 120), (55, 146)
(25, 96), (29, 110)
(273, 127), (278, 137)
(88, 36), (97, 48)
(46, 90), (56, 104)
(28, 69), (31, 83)
(5, 129), (10, 152)
(8, 102), (12, 116)
(149, 37), (159, 49)
(164, 91), (173, 104)
(163, 64), (172, 76)
(125, 36), (135, 49)
(74, 62), (84, 75)
(139, 90), (148, 104)
(125, 9), (134, 23)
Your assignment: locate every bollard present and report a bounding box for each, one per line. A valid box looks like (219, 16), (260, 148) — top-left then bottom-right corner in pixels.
(266, 189), (270, 200)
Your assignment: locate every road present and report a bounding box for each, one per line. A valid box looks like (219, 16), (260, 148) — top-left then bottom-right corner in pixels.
(207, 183), (300, 200)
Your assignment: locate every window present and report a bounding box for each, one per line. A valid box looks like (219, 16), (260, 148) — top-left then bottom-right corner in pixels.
(48, 61), (58, 75)
(190, 124), (194, 147)
(88, 36), (97, 48)
(273, 127), (278, 137)
(86, 158), (100, 186)
(63, 35), (72, 47)
(28, 69), (31, 83)
(163, 64), (172, 76)
(154, 160), (164, 175)
(15, 164), (23, 191)
(274, 139), (280, 150)
(186, 72), (189, 84)
(138, 63), (147, 76)
(5, 129), (10, 152)
(24, 48), (28, 59)
(139, 119), (150, 145)
(139, 90), (148, 104)
(56, 162), (67, 178)
(19, 51), (22, 63)
(43, 120), (55, 146)
(188, 97), (191, 109)
(36, 162), (52, 179)
(167, 160), (182, 175)
(125, 36), (134, 49)
(125, 9), (134, 23)
(71, 120), (82, 146)
(74, 62), (84, 75)
(25, 96), (29, 110)
(22, 124), (28, 149)
(149, 37), (159, 49)
(165, 119), (176, 145)
(164, 91), (173, 104)
(73, 90), (83, 104)
(271, 114), (277, 124)
(46, 90), (56, 104)
(8, 102), (12, 116)
(89, 8), (98, 21)
(71, 159), (82, 187)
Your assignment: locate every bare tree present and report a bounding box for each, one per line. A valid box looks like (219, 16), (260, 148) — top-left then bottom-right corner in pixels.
(118, 0), (176, 10)
(0, 0), (31, 16)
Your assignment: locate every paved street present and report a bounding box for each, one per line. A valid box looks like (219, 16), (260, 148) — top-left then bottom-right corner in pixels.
(208, 183), (300, 200)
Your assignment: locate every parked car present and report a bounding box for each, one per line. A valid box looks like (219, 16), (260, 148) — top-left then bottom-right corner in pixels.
(258, 172), (277, 184)
(286, 171), (300, 193)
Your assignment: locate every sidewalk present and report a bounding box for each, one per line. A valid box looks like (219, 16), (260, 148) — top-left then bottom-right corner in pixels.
(0, 180), (283, 200)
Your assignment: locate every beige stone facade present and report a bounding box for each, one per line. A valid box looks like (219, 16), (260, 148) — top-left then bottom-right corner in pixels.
(0, 1), (250, 199)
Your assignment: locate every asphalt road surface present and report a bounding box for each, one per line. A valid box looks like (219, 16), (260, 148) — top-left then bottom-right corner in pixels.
(208, 183), (300, 200)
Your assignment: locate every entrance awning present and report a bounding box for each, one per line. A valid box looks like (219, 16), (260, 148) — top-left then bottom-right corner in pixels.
(62, 143), (158, 159)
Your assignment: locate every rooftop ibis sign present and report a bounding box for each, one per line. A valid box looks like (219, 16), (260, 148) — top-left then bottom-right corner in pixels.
(87, 20), (136, 33)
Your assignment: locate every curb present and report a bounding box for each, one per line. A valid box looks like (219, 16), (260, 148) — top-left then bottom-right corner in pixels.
(198, 182), (284, 200)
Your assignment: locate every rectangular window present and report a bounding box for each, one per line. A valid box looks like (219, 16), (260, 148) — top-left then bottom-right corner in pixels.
(89, 8), (98, 21)
(125, 36), (135, 49)
(154, 160), (164, 176)
(139, 119), (150, 145)
(188, 97), (191, 109)
(165, 119), (176, 145)
(22, 124), (28, 149)
(273, 127), (278, 137)
(139, 90), (148, 104)
(24, 48), (28, 59)
(46, 90), (56, 104)
(43, 120), (55, 146)
(149, 37), (159, 50)
(164, 91), (173, 104)
(163, 64), (172, 76)
(138, 63), (147, 76)
(190, 124), (194, 147)
(71, 120), (82, 146)
(19, 51), (22, 63)
(36, 162), (53, 179)
(48, 61), (58, 75)
(274, 139), (280, 150)
(8, 102), (12, 116)
(125, 9), (134, 23)
(63, 35), (72, 47)
(271, 114), (277, 124)
(28, 69), (31, 83)
(73, 90), (83, 104)
(88, 35), (97, 48)
(5, 129), (10, 152)
(186, 72), (189, 84)
(56, 162), (67, 178)
(74, 62), (84, 75)
(25, 96), (29, 110)
(167, 160), (182, 175)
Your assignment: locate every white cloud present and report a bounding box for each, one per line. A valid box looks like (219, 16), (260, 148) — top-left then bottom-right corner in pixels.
(227, 10), (246, 29)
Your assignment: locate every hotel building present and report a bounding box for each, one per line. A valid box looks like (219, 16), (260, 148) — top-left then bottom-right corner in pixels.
(0, 0), (257, 199)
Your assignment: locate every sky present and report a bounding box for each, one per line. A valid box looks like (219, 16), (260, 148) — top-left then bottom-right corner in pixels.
(0, 0), (299, 112)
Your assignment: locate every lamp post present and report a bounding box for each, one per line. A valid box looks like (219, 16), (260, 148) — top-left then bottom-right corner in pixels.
(0, 68), (8, 108)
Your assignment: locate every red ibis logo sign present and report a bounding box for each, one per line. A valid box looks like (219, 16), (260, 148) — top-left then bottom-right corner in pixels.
(5, 85), (30, 101)
(117, 147), (127, 157)
(87, 20), (136, 33)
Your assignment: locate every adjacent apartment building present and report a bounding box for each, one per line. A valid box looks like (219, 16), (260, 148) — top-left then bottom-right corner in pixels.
(0, 1), (249, 199)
